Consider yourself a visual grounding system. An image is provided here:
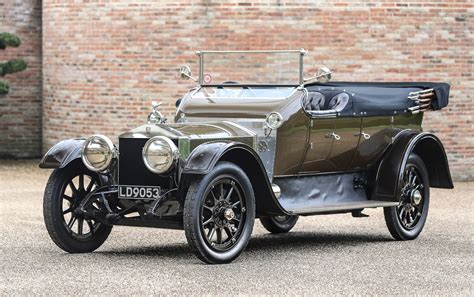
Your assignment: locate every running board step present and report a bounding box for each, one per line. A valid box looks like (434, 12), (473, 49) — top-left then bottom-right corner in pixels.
(289, 201), (399, 215)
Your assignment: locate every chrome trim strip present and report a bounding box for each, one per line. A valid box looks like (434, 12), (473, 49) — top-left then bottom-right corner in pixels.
(292, 201), (399, 215)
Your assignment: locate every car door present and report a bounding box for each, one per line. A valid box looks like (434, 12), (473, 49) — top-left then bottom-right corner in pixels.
(351, 116), (393, 169)
(299, 118), (335, 173)
(327, 116), (362, 171)
(303, 91), (361, 172)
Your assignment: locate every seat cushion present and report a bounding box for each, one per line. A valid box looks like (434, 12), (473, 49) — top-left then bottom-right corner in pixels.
(304, 92), (325, 111)
(327, 93), (350, 112)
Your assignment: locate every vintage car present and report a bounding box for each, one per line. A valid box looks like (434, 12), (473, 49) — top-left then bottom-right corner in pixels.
(39, 49), (453, 264)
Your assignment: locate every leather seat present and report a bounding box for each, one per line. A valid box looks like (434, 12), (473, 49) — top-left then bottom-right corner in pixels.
(327, 93), (350, 112)
(304, 92), (325, 111)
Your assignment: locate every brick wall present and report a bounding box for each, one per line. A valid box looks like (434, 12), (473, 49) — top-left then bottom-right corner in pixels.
(40, 0), (472, 180)
(0, 0), (42, 158)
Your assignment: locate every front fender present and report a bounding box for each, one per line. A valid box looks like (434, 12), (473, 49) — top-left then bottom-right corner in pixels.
(39, 139), (84, 169)
(183, 141), (240, 175)
(182, 141), (289, 216)
(373, 131), (453, 202)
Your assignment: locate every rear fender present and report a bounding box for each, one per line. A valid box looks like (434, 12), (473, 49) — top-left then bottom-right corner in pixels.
(373, 131), (453, 202)
(39, 139), (84, 169)
(181, 141), (288, 216)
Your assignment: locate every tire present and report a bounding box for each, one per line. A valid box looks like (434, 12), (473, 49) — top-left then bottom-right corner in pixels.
(260, 215), (299, 234)
(43, 160), (112, 253)
(184, 161), (255, 264)
(384, 153), (430, 241)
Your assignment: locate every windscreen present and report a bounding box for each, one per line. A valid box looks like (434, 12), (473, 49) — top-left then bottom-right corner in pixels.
(199, 51), (302, 85)
(192, 86), (296, 99)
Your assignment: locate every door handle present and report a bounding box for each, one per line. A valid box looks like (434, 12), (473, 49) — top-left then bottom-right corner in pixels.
(355, 131), (371, 140)
(326, 132), (341, 141)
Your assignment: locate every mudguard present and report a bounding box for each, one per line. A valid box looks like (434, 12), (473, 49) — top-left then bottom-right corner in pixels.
(182, 141), (288, 216)
(39, 139), (85, 169)
(373, 131), (454, 202)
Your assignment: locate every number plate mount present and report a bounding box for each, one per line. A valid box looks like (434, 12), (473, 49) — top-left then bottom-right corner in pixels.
(118, 185), (162, 200)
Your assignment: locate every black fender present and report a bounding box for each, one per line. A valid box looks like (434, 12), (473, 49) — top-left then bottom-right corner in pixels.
(373, 131), (454, 202)
(181, 141), (289, 216)
(39, 139), (85, 169)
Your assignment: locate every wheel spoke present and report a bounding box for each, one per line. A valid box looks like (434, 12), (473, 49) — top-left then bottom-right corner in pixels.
(67, 216), (77, 229)
(86, 178), (96, 192)
(207, 227), (216, 241)
(220, 184), (224, 200)
(63, 194), (74, 203)
(399, 208), (405, 221)
(224, 226), (234, 238)
(69, 182), (78, 195)
(203, 205), (214, 212)
(216, 228), (222, 244)
(62, 207), (73, 215)
(231, 201), (240, 208)
(86, 219), (95, 234)
(77, 218), (84, 235)
(210, 190), (219, 205)
(411, 174), (417, 187)
(203, 217), (213, 227)
(224, 187), (234, 202)
(79, 175), (84, 191)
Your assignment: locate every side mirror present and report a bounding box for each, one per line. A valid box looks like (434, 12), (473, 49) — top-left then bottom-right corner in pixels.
(180, 65), (196, 81)
(316, 67), (332, 83)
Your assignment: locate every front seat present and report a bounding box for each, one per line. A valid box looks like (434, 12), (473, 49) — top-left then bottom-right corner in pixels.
(304, 92), (325, 111)
(327, 93), (350, 112)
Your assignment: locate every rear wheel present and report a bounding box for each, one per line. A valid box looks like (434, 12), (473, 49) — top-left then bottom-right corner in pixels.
(184, 162), (255, 264)
(260, 215), (299, 234)
(43, 161), (112, 253)
(384, 153), (430, 240)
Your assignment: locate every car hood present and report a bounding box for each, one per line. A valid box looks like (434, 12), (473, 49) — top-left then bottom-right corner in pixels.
(175, 87), (305, 121)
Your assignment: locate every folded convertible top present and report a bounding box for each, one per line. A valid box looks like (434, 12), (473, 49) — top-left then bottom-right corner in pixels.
(307, 82), (450, 112)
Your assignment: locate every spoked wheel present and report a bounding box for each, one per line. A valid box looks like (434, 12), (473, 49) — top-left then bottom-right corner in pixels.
(61, 171), (102, 238)
(43, 160), (112, 253)
(184, 162), (255, 264)
(201, 178), (246, 251)
(260, 214), (299, 234)
(384, 153), (430, 240)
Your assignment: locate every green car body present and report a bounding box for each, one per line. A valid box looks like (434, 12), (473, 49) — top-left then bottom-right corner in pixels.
(39, 50), (454, 263)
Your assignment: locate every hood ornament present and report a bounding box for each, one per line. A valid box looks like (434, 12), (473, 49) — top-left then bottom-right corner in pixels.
(147, 101), (167, 124)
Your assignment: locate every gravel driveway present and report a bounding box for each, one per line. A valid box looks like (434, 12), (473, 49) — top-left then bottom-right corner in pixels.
(0, 160), (472, 295)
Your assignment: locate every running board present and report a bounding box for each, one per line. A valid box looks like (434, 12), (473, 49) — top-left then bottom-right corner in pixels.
(273, 173), (399, 216)
(290, 201), (399, 215)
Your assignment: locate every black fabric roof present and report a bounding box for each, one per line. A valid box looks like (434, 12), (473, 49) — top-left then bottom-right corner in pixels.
(306, 82), (450, 115)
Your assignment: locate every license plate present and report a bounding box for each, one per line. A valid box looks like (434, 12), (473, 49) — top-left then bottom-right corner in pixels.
(118, 185), (161, 199)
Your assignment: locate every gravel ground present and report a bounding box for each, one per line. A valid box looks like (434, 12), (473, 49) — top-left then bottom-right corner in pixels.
(0, 160), (472, 295)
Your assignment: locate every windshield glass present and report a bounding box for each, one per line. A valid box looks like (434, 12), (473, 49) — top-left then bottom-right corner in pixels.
(198, 50), (304, 86)
(192, 86), (296, 99)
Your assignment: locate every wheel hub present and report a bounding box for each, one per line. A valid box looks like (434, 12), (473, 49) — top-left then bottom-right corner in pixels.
(410, 189), (422, 205)
(223, 208), (235, 221)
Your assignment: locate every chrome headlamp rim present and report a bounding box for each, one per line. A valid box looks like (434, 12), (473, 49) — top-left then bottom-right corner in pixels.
(81, 134), (115, 172)
(142, 136), (179, 174)
(265, 111), (284, 129)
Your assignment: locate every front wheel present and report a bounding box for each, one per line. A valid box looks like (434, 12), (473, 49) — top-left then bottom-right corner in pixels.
(384, 153), (430, 241)
(43, 161), (112, 253)
(184, 162), (255, 264)
(260, 215), (299, 234)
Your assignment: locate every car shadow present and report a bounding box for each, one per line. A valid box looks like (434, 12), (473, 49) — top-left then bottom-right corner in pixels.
(94, 231), (392, 261)
(247, 231), (392, 252)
